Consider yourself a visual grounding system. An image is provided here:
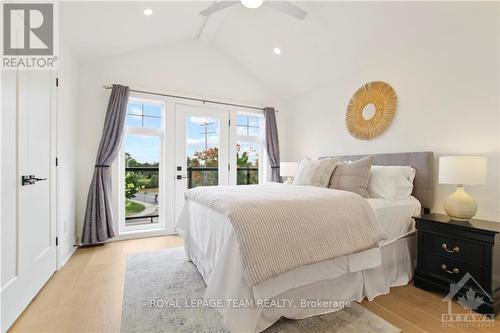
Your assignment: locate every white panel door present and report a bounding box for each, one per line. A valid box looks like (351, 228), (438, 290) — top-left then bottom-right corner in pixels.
(174, 104), (229, 221)
(1, 70), (57, 332)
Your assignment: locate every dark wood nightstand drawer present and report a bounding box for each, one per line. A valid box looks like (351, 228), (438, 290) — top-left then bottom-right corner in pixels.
(421, 232), (484, 266)
(422, 253), (484, 286)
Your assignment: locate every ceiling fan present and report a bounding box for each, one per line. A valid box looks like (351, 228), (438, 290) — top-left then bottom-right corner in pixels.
(200, 0), (308, 20)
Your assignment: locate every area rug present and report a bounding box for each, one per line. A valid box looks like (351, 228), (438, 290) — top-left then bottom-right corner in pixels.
(121, 247), (400, 333)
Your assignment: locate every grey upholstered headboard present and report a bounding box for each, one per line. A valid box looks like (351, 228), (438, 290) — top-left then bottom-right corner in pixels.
(325, 152), (434, 211)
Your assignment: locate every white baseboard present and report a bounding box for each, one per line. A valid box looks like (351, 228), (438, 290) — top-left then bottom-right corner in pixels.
(58, 246), (77, 270)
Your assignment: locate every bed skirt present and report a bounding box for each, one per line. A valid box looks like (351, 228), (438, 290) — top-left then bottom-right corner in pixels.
(183, 232), (416, 333)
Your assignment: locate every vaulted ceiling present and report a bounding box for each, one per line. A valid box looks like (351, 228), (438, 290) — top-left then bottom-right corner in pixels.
(61, 1), (497, 100)
(60, 2), (207, 60)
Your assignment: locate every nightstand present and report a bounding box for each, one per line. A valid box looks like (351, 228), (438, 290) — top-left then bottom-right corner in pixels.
(414, 213), (500, 315)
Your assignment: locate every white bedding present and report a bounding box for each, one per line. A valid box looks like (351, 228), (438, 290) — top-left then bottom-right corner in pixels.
(175, 194), (421, 332)
(184, 184), (383, 286)
(367, 195), (421, 241)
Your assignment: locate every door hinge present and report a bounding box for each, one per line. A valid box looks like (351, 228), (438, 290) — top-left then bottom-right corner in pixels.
(228, 164), (230, 171)
(229, 119), (231, 126)
(56, 237), (59, 246)
(55, 157), (59, 166)
(56, 77), (59, 87)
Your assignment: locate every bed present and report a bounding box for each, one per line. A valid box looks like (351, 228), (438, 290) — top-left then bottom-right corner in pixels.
(176, 152), (434, 333)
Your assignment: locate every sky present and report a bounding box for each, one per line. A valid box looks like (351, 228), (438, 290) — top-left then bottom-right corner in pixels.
(124, 135), (160, 164)
(187, 115), (219, 158)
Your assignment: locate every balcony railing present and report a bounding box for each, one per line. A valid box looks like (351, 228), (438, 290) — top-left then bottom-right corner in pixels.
(187, 166), (259, 188)
(124, 166), (258, 225)
(236, 167), (259, 186)
(187, 166), (218, 189)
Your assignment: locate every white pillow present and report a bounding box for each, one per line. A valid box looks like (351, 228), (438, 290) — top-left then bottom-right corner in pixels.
(293, 158), (337, 187)
(367, 166), (416, 200)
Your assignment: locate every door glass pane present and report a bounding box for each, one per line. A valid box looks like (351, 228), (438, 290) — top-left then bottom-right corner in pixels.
(144, 104), (162, 117)
(126, 103), (143, 128)
(124, 135), (160, 225)
(143, 116), (162, 129)
(236, 142), (259, 185)
(237, 114), (261, 137)
(186, 115), (219, 189)
(126, 102), (162, 129)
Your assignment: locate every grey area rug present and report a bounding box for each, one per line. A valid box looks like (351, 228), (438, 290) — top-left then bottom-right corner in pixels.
(121, 248), (400, 333)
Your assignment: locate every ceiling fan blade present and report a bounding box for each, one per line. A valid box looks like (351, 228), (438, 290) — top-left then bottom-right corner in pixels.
(264, 1), (308, 20)
(199, 1), (239, 17)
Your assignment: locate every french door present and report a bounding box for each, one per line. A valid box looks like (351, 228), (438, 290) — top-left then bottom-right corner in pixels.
(115, 97), (263, 237)
(1, 70), (57, 332)
(174, 104), (230, 221)
(115, 93), (176, 237)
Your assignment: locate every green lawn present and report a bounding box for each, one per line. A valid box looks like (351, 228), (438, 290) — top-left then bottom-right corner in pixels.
(125, 199), (145, 217)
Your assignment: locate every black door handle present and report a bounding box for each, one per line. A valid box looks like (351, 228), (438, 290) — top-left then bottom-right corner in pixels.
(33, 177), (47, 182)
(21, 175), (47, 186)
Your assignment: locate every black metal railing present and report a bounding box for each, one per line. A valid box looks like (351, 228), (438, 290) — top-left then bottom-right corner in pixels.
(187, 167), (218, 189)
(125, 166), (159, 172)
(125, 214), (159, 224)
(187, 166), (259, 188)
(236, 167), (259, 186)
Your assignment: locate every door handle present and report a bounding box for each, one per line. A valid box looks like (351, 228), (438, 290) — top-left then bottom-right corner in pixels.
(176, 175), (188, 180)
(22, 175), (47, 186)
(32, 177), (47, 182)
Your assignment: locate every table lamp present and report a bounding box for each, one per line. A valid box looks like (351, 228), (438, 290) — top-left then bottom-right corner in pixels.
(439, 156), (487, 220)
(280, 162), (298, 184)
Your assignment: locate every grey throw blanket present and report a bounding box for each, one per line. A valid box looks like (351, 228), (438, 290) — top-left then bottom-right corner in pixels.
(185, 184), (383, 286)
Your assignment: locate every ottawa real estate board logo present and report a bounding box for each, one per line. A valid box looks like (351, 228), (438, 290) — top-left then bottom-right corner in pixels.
(2, 3), (58, 69)
(442, 273), (495, 328)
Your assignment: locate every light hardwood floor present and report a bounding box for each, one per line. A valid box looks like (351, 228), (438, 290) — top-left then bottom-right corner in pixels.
(9, 235), (498, 333)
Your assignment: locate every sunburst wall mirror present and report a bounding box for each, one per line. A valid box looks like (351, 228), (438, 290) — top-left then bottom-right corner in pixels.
(345, 81), (397, 140)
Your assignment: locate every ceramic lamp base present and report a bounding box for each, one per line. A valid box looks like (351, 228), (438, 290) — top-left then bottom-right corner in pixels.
(443, 185), (477, 221)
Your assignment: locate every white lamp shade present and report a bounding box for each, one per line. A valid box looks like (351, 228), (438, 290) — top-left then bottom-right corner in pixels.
(280, 162), (299, 177)
(439, 156), (487, 185)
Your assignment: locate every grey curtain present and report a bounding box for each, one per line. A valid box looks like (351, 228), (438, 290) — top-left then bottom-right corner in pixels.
(81, 85), (130, 244)
(264, 107), (281, 182)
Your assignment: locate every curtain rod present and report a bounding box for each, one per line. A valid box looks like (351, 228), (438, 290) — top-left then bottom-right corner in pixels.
(102, 85), (270, 112)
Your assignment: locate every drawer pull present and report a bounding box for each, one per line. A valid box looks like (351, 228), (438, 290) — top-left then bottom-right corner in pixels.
(441, 264), (459, 274)
(442, 243), (460, 253)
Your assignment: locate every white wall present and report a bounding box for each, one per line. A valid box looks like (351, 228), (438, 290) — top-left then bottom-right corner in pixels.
(57, 45), (79, 265)
(75, 40), (283, 240)
(283, 3), (500, 221)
